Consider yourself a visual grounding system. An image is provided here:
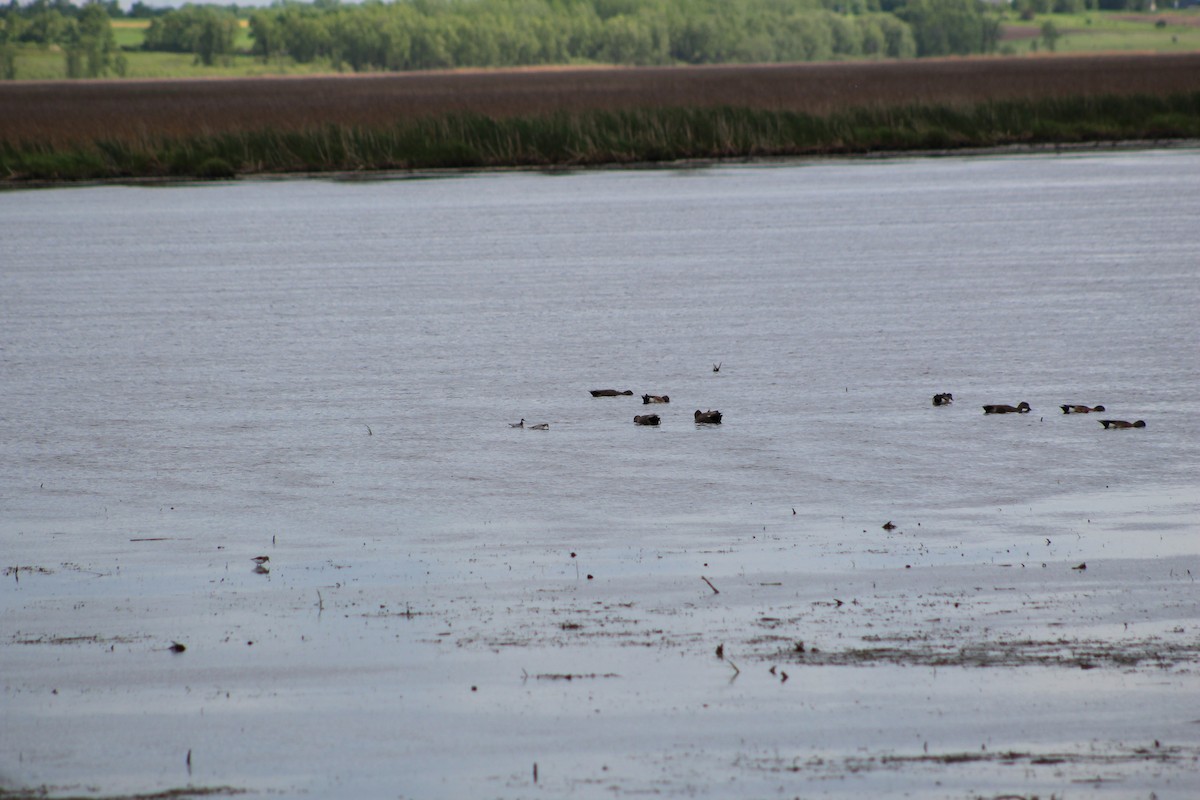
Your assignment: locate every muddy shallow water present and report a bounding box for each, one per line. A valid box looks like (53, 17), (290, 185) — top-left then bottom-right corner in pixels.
(3, 150), (1200, 798)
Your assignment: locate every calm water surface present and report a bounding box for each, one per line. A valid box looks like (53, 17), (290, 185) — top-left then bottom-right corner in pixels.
(4, 151), (1198, 562)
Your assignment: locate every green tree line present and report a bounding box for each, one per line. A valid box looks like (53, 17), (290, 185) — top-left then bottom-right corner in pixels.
(0, 0), (123, 76)
(0, 0), (1015, 76)
(141, 4), (240, 65)
(240, 0), (937, 70)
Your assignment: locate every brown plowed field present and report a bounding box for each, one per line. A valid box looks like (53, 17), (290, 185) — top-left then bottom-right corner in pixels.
(3, 53), (1200, 146)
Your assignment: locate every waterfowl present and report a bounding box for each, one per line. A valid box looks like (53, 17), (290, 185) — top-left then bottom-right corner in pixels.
(590, 389), (633, 397)
(1061, 404), (1105, 414)
(642, 394), (670, 404)
(529, 422), (550, 430)
(932, 393), (953, 406)
(509, 418), (525, 428)
(882, 521), (896, 531)
(694, 409), (723, 424)
(982, 402), (1031, 414)
(1099, 419), (1145, 429)
(634, 414), (661, 426)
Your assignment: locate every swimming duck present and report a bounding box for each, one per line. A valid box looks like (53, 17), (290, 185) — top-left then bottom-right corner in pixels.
(982, 402), (1031, 414)
(1099, 419), (1145, 429)
(634, 414), (661, 426)
(509, 418), (525, 428)
(590, 389), (633, 397)
(1061, 404), (1105, 414)
(932, 393), (953, 406)
(694, 409), (722, 424)
(642, 394), (670, 404)
(529, 422), (550, 430)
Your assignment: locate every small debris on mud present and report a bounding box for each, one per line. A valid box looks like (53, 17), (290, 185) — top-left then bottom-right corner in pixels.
(5, 565), (53, 580)
(774, 635), (1200, 670)
(521, 669), (620, 681)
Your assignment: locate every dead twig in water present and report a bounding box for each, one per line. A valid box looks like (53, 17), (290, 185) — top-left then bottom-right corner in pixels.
(701, 576), (720, 594)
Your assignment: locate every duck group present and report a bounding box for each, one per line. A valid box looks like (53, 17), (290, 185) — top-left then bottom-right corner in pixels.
(514, 384), (1146, 436)
(513, 372), (724, 432)
(931, 394), (1146, 430)
(591, 378), (722, 428)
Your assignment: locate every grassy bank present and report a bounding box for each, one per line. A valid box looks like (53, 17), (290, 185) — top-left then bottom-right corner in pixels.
(3, 91), (1198, 183)
(998, 10), (1200, 55)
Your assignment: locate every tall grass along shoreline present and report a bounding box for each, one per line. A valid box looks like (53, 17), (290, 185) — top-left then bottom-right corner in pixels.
(4, 55), (1200, 183)
(3, 91), (1199, 183)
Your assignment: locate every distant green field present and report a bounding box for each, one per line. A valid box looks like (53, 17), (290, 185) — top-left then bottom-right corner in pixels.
(7, 10), (1200, 80)
(122, 52), (335, 79)
(11, 47), (335, 81)
(109, 18), (256, 51)
(999, 10), (1200, 54)
(109, 20), (147, 49)
(11, 17), (320, 79)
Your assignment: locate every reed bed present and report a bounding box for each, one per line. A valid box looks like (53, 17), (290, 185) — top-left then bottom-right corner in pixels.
(3, 92), (1198, 182)
(2, 54), (1199, 181)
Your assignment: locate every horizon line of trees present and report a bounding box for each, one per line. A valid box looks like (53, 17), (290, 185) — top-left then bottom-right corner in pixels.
(244, 0), (930, 70)
(0, 0), (1168, 79)
(244, 0), (1001, 71)
(1, 0), (1001, 75)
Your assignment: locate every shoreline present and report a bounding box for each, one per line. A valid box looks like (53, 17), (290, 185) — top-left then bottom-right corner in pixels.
(3, 136), (1198, 192)
(4, 53), (1200, 185)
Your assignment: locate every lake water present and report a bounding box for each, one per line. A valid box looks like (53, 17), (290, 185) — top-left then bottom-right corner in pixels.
(3, 150), (1200, 798)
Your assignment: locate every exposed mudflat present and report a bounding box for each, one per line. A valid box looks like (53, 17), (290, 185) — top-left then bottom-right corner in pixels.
(6, 532), (1199, 799)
